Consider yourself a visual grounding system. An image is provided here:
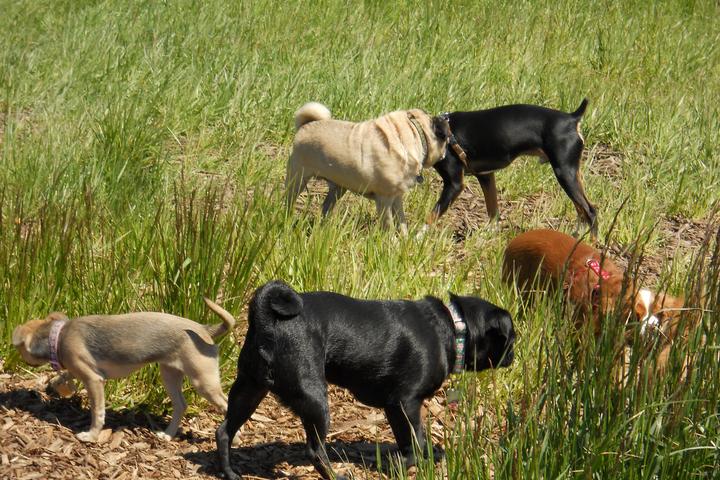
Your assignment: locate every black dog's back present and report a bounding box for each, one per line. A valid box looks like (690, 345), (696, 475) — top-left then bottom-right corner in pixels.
(450, 101), (587, 159)
(246, 281), (453, 407)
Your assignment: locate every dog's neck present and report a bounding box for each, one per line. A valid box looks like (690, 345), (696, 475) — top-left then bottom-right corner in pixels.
(440, 112), (469, 168)
(48, 320), (66, 371)
(445, 301), (466, 374)
(408, 117), (429, 167)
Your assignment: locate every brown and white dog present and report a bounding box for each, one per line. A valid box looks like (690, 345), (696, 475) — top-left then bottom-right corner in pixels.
(12, 298), (235, 442)
(286, 102), (452, 234)
(502, 229), (686, 366)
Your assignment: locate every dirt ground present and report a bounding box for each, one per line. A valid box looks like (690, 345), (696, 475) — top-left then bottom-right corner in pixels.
(0, 369), (457, 480)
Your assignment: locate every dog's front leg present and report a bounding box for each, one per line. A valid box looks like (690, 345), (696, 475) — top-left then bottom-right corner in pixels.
(375, 196), (396, 232)
(76, 373), (106, 442)
(321, 182), (347, 216)
(385, 399), (426, 468)
(391, 197), (408, 236)
(428, 156), (464, 225)
(476, 173), (499, 220)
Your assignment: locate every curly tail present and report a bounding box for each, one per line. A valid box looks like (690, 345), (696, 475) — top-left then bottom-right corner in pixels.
(571, 98), (589, 119)
(249, 280), (303, 386)
(203, 298), (236, 339)
(294, 102), (332, 130)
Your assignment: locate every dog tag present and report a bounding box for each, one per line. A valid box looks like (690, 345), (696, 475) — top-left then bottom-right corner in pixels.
(416, 175), (424, 184)
(446, 388), (461, 409)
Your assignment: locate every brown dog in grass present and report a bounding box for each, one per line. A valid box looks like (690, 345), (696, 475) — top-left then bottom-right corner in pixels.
(12, 298), (235, 442)
(502, 229), (687, 367)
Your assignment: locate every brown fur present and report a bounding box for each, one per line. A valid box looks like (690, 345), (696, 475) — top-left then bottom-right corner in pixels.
(11, 298), (235, 442)
(502, 229), (688, 370)
(286, 102), (451, 234)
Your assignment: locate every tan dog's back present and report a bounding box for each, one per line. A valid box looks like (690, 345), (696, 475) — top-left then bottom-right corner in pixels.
(291, 110), (430, 196)
(60, 313), (217, 373)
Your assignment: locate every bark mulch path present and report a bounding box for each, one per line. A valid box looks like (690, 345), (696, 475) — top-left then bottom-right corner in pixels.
(0, 370), (454, 480)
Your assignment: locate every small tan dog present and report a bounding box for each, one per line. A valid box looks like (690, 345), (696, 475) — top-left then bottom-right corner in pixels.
(12, 298), (235, 442)
(502, 229), (686, 363)
(286, 102), (451, 234)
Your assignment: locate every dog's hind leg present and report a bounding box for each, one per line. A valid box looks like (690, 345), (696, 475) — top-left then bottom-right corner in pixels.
(183, 356), (228, 413)
(285, 162), (311, 212)
(283, 385), (341, 480)
(321, 181), (346, 216)
(157, 365), (187, 440)
(475, 172), (499, 220)
(385, 398), (426, 468)
(216, 372), (269, 480)
(547, 141), (597, 236)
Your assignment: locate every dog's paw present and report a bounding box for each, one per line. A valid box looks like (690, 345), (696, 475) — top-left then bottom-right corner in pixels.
(223, 470), (242, 480)
(155, 431), (174, 442)
(76, 431), (99, 443)
(415, 224), (429, 240)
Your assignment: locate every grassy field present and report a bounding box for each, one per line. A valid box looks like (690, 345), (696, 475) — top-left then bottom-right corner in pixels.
(1, 0), (719, 478)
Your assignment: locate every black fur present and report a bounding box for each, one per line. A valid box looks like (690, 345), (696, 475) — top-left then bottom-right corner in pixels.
(431, 115), (452, 144)
(430, 99), (596, 234)
(216, 281), (515, 480)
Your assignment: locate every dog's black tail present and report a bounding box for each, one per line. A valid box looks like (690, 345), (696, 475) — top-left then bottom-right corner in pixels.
(571, 98), (589, 119)
(249, 281), (303, 385)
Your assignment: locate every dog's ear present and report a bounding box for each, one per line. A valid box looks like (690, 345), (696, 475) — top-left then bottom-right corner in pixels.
(46, 312), (68, 322)
(269, 288), (303, 318)
(431, 116), (451, 142)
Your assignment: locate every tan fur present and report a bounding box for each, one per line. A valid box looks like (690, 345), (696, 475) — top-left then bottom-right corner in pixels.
(11, 298), (235, 442)
(502, 229), (687, 364)
(286, 103), (450, 234)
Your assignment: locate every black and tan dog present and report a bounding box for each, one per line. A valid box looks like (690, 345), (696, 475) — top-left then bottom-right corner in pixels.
(428, 99), (595, 234)
(12, 298), (235, 442)
(216, 281), (515, 480)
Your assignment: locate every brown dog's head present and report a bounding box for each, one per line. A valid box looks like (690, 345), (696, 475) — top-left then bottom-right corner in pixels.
(12, 313), (68, 366)
(563, 256), (625, 319)
(628, 289), (685, 338)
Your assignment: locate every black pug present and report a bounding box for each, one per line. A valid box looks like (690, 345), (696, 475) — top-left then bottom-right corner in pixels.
(216, 281), (515, 480)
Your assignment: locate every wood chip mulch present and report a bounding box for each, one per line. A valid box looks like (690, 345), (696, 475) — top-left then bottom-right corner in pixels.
(0, 371), (455, 480)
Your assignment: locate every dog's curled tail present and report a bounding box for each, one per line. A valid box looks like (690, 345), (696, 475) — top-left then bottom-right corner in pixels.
(250, 281), (303, 386)
(255, 280), (304, 319)
(203, 298), (236, 339)
(571, 98), (589, 119)
(294, 102), (331, 131)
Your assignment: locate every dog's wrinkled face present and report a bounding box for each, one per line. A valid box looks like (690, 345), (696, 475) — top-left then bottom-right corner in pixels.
(451, 295), (516, 370)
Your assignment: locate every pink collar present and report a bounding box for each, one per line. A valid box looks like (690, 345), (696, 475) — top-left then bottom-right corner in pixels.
(585, 258), (611, 290)
(49, 320), (66, 371)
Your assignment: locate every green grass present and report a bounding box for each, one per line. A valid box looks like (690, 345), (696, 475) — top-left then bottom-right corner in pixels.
(1, 0), (719, 478)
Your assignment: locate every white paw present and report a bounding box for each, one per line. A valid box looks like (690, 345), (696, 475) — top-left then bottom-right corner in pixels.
(640, 315), (660, 336)
(155, 431), (174, 441)
(415, 224), (429, 240)
(76, 431), (99, 443)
